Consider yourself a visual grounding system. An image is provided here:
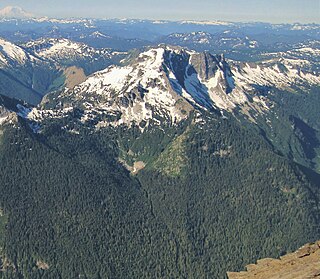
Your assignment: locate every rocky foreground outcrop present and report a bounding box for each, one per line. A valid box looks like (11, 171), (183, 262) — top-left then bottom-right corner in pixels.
(227, 241), (320, 279)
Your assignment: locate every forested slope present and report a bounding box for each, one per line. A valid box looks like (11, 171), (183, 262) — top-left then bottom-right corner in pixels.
(0, 111), (318, 278)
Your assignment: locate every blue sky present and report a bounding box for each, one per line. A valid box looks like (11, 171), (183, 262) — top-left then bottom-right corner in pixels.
(1, 0), (319, 23)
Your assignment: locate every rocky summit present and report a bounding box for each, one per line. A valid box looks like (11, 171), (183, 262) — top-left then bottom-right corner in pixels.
(18, 45), (319, 132)
(227, 241), (320, 279)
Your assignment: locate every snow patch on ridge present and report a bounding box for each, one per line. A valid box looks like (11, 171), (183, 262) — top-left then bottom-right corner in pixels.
(24, 38), (113, 63)
(61, 48), (190, 127)
(0, 116), (8, 125)
(0, 38), (29, 66)
(30, 46), (320, 128)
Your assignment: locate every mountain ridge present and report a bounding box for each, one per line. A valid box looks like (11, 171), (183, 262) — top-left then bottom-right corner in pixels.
(21, 45), (319, 129)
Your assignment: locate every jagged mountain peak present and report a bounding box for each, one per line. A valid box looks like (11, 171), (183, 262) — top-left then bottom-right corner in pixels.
(23, 45), (320, 131)
(59, 46), (195, 126)
(28, 47), (254, 128)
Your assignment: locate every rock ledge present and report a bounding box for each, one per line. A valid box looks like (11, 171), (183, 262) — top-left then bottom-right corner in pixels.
(227, 241), (320, 279)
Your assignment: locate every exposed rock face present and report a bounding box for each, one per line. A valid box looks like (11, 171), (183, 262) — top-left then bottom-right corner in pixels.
(20, 46), (320, 131)
(0, 106), (10, 126)
(64, 66), (87, 89)
(227, 241), (320, 279)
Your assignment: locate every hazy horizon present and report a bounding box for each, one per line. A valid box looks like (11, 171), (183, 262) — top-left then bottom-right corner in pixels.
(0, 0), (319, 24)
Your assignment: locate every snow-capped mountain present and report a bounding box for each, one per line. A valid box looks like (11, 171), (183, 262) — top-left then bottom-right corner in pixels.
(261, 46), (320, 68)
(0, 37), (65, 104)
(23, 38), (129, 81)
(24, 38), (112, 61)
(23, 38), (125, 70)
(0, 37), (36, 67)
(0, 6), (35, 19)
(24, 45), (320, 130)
(85, 31), (112, 39)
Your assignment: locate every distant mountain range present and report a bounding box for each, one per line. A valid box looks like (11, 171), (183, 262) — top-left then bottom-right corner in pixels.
(0, 9), (318, 51)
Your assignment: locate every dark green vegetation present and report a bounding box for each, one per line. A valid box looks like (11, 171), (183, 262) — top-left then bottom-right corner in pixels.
(254, 86), (320, 173)
(0, 106), (319, 278)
